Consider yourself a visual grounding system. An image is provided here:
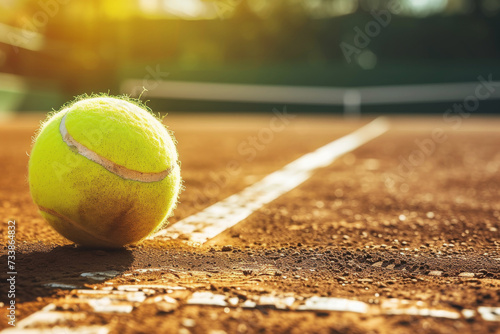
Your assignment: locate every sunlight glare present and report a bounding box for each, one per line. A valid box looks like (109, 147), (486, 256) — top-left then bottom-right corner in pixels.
(404, 0), (448, 16)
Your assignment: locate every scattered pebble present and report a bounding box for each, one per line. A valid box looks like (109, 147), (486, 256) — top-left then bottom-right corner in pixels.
(81, 271), (121, 281)
(221, 245), (233, 252)
(156, 301), (177, 314)
(43, 283), (82, 289)
(181, 318), (196, 328)
(209, 330), (227, 334)
(458, 272), (475, 278)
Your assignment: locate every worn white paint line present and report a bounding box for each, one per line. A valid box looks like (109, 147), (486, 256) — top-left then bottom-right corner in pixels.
(187, 291), (228, 307)
(87, 299), (134, 314)
(258, 296), (295, 310)
(462, 309), (476, 319)
(152, 117), (390, 244)
(478, 307), (500, 321)
(298, 296), (368, 313)
(4, 287), (499, 334)
(0, 304), (108, 334)
(384, 307), (461, 319)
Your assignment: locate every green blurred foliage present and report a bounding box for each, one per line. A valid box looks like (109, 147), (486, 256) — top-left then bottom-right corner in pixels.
(0, 0), (499, 111)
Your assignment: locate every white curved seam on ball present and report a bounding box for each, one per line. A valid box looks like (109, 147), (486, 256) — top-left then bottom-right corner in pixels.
(59, 113), (173, 182)
(38, 205), (118, 245)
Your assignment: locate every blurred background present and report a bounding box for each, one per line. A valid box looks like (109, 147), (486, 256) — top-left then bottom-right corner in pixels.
(1, 0), (500, 114)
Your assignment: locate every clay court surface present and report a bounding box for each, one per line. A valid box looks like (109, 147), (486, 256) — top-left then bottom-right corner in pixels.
(0, 112), (499, 333)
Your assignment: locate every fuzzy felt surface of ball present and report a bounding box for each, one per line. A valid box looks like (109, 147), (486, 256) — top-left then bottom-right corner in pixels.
(28, 95), (181, 248)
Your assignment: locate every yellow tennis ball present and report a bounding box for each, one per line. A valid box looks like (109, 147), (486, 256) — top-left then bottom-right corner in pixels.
(28, 95), (181, 248)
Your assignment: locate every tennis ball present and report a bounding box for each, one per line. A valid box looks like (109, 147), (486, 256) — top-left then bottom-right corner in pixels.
(28, 95), (181, 248)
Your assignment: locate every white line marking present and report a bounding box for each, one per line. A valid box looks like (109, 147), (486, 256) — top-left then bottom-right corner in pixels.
(478, 307), (500, 321)
(151, 117), (389, 244)
(4, 286), (498, 333)
(383, 307), (461, 319)
(0, 304), (109, 334)
(187, 292), (228, 307)
(297, 296), (368, 313)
